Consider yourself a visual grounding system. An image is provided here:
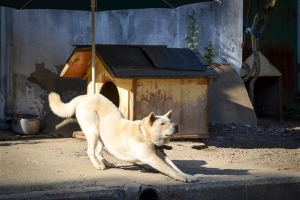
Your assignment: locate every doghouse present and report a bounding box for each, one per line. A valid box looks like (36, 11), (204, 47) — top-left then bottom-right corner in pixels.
(61, 45), (218, 138)
(243, 51), (282, 120)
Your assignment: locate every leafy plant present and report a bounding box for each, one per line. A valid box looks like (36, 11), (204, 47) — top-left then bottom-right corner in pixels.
(185, 10), (199, 51)
(204, 41), (217, 64)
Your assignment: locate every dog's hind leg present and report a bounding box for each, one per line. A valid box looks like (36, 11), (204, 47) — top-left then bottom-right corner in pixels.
(77, 109), (108, 170)
(95, 137), (115, 168)
(85, 130), (107, 170)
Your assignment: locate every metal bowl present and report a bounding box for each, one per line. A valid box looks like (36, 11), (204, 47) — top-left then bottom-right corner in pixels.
(12, 114), (40, 134)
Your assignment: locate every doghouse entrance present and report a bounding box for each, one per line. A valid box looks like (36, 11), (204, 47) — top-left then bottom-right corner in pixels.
(100, 81), (120, 107)
(252, 76), (281, 119)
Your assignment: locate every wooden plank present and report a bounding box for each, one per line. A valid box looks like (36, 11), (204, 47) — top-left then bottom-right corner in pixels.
(73, 131), (86, 140)
(61, 51), (91, 78)
(171, 134), (210, 139)
(111, 66), (218, 79)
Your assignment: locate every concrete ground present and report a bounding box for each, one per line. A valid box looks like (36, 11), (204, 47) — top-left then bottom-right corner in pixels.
(0, 129), (300, 200)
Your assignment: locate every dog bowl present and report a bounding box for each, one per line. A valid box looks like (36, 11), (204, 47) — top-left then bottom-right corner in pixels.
(12, 114), (40, 134)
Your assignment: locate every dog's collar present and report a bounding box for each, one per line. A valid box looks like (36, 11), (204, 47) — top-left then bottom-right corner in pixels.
(156, 145), (173, 150)
(155, 145), (173, 156)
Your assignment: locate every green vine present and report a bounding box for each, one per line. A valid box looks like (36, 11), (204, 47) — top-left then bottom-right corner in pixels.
(185, 10), (199, 51)
(204, 41), (217, 64)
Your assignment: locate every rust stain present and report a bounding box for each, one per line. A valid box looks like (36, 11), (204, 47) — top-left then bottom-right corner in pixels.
(180, 78), (193, 85)
(197, 78), (208, 85)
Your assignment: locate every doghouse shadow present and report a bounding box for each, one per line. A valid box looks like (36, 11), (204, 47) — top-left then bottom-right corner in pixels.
(117, 160), (249, 176)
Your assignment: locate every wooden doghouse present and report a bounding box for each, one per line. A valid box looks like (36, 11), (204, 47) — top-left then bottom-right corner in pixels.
(61, 45), (218, 138)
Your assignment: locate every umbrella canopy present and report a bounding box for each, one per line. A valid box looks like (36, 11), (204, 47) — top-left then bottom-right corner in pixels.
(1, 0), (212, 11)
(0, 0), (213, 93)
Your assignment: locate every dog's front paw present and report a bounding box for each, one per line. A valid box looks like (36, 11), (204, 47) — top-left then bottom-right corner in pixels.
(95, 162), (106, 170)
(184, 174), (198, 183)
(175, 174), (197, 183)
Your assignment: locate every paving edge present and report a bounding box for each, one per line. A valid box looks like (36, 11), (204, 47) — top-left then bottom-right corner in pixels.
(1, 177), (300, 200)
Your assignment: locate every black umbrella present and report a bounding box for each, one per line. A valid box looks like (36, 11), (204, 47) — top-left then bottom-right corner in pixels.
(0, 0), (214, 93)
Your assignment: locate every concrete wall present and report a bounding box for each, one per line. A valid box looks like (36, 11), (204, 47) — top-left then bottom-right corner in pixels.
(0, 0), (243, 128)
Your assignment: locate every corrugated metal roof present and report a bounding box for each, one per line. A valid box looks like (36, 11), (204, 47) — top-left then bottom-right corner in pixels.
(61, 45), (218, 79)
(141, 47), (206, 71)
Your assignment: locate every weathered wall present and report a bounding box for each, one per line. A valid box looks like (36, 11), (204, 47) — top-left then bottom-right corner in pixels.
(0, 0), (243, 128)
(178, 1), (243, 72)
(0, 8), (13, 127)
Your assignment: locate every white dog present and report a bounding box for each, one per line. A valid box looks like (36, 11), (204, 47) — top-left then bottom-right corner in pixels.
(48, 92), (196, 182)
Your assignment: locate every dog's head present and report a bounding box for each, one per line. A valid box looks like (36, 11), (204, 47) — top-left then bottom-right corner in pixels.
(141, 110), (178, 146)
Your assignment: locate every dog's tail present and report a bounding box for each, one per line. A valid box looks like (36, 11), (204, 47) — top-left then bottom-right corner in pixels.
(48, 92), (86, 118)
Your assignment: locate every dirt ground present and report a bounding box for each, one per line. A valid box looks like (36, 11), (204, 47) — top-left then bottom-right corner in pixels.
(1, 118), (299, 176)
(192, 119), (300, 173)
(0, 119), (300, 200)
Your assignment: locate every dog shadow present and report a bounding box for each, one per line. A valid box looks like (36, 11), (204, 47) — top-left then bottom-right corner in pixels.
(117, 160), (249, 176)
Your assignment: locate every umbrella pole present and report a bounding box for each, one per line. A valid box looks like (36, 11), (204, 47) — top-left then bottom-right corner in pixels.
(91, 0), (96, 94)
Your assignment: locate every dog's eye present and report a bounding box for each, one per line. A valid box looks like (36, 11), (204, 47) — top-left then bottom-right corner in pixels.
(161, 123), (165, 125)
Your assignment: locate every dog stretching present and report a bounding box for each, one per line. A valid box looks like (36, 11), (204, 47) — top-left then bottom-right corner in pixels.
(48, 92), (197, 182)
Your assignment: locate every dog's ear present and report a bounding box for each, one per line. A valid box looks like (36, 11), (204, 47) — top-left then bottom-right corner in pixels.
(164, 110), (172, 119)
(147, 112), (156, 126)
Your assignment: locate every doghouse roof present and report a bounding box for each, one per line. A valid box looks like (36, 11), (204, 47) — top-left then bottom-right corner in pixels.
(61, 45), (218, 79)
